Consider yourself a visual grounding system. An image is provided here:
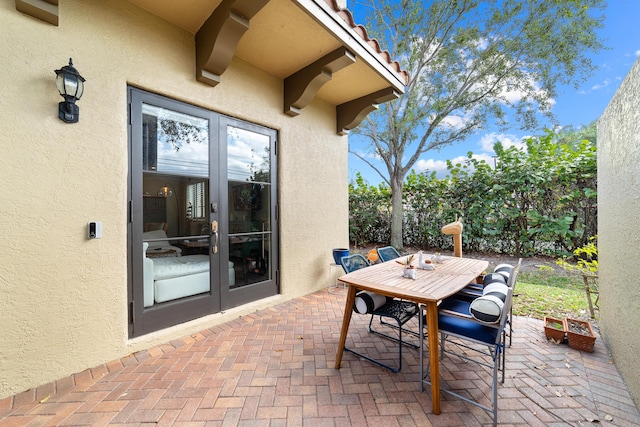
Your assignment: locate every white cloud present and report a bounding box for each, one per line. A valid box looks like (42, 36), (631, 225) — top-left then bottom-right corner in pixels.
(414, 153), (497, 177)
(478, 132), (527, 153)
(411, 132), (527, 178)
(414, 158), (450, 175)
(440, 113), (471, 129)
(496, 78), (556, 108)
(636, 50), (640, 57)
(591, 78), (611, 91)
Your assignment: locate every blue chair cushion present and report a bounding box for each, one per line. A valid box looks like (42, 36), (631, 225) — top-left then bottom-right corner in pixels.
(438, 312), (501, 345)
(439, 297), (472, 313)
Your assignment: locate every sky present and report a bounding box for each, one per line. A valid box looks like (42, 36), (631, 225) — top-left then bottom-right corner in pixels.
(347, 0), (640, 186)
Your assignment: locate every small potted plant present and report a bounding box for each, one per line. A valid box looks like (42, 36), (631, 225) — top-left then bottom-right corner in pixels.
(565, 318), (596, 352)
(544, 316), (566, 343)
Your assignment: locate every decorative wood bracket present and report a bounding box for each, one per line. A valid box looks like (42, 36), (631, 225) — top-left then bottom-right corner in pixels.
(284, 47), (356, 116)
(15, 0), (58, 26)
(336, 87), (399, 135)
(195, 0), (269, 87)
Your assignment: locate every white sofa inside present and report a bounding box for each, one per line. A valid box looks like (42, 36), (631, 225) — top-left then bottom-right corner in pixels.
(143, 229), (183, 256)
(143, 242), (235, 307)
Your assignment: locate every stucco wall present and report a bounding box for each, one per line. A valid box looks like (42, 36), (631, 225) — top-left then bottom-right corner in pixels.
(597, 57), (640, 407)
(0, 0), (348, 398)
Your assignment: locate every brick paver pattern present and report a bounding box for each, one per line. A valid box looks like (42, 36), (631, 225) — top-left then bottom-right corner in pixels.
(1, 289), (639, 426)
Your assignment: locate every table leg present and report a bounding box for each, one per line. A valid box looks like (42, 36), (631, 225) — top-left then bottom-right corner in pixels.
(426, 300), (441, 414)
(419, 304), (424, 392)
(334, 284), (357, 369)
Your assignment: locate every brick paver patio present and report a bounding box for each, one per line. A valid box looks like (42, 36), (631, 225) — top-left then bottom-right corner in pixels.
(1, 289), (639, 426)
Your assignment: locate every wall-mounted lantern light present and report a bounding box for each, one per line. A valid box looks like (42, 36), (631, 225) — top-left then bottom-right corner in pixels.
(55, 58), (85, 123)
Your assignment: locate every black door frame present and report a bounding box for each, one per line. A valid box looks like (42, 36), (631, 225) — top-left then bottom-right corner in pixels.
(127, 87), (279, 338)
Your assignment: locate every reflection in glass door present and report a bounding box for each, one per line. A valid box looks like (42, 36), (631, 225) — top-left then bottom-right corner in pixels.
(223, 120), (278, 308)
(141, 103), (213, 308)
(227, 126), (271, 287)
(129, 88), (278, 337)
(129, 88), (220, 337)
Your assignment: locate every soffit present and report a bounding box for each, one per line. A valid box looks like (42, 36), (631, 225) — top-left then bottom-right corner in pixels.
(127, 0), (222, 33)
(235, 0), (395, 105)
(128, 0), (404, 100)
(126, 0), (407, 133)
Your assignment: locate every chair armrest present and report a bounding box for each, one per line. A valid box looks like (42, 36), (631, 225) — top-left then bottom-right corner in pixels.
(439, 307), (474, 320)
(456, 288), (482, 300)
(465, 283), (484, 292)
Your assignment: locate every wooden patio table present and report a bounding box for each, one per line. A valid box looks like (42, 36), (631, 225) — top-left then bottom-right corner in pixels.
(334, 254), (489, 414)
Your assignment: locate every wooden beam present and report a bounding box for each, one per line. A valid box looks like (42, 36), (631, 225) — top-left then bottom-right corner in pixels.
(336, 87), (398, 135)
(195, 0), (269, 87)
(284, 47), (356, 116)
(15, 0), (58, 26)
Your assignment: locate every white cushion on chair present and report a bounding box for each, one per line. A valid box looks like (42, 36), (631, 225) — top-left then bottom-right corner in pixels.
(494, 264), (514, 283)
(483, 283), (509, 302)
(483, 273), (507, 286)
(469, 295), (504, 324)
(469, 281), (510, 323)
(354, 291), (387, 314)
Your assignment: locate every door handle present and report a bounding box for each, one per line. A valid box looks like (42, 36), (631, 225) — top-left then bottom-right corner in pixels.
(211, 220), (218, 254)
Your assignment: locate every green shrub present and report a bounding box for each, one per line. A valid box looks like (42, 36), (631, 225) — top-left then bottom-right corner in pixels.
(349, 125), (597, 256)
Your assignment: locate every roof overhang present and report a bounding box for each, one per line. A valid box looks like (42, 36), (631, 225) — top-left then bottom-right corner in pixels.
(17, 0), (408, 134)
(128, 0), (408, 134)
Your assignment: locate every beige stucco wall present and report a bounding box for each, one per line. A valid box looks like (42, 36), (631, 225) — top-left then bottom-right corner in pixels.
(597, 57), (640, 407)
(0, 0), (349, 399)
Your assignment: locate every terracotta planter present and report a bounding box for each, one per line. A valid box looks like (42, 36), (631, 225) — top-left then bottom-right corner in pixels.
(544, 316), (566, 343)
(565, 318), (596, 353)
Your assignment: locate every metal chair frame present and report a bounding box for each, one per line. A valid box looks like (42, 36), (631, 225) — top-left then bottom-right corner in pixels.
(376, 246), (401, 263)
(505, 259), (522, 347)
(373, 246), (420, 334)
(340, 254), (419, 373)
(421, 285), (516, 426)
(450, 259), (521, 347)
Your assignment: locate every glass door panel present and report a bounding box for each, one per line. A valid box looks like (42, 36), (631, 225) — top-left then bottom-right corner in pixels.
(227, 126), (272, 290)
(140, 101), (213, 309)
(129, 87), (277, 337)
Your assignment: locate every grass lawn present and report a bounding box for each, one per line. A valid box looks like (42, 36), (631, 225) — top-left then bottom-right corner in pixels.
(513, 270), (598, 321)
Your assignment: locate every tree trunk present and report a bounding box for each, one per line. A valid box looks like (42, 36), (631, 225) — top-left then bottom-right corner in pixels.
(390, 178), (404, 249)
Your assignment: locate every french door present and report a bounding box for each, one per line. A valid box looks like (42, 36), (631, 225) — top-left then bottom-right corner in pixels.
(128, 88), (278, 337)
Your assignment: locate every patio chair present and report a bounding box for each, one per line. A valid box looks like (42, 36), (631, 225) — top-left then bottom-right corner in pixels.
(449, 259), (522, 347)
(503, 259), (522, 346)
(340, 254), (419, 373)
(373, 245), (417, 331)
(376, 246), (401, 262)
(421, 264), (519, 426)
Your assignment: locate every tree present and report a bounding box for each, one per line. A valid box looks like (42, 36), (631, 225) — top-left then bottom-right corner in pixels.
(350, 0), (606, 249)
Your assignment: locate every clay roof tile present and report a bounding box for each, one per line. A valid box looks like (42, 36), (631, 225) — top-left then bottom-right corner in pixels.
(322, 0), (409, 85)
